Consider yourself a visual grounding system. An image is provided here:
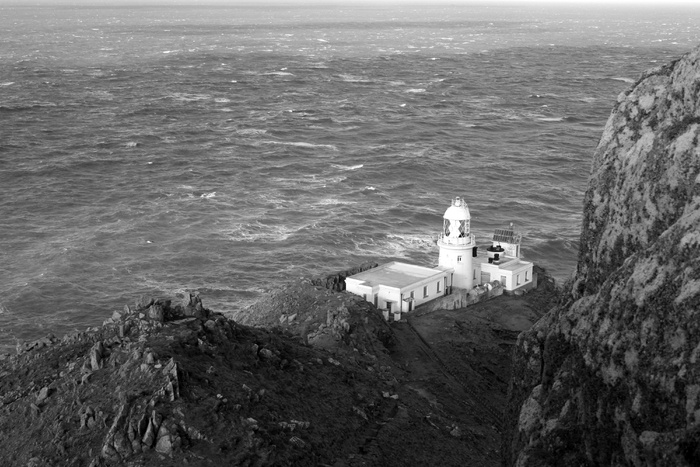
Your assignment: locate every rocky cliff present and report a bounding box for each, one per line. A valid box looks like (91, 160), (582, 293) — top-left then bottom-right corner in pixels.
(503, 46), (700, 465)
(0, 293), (403, 467)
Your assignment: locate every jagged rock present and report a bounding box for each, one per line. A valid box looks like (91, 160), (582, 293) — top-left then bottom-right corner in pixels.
(136, 296), (154, 311)
(155, 423), (172, 454)
(147, 304), (164, 322)
(504, 45), (700, 466)
(90, 341), (105, 371)
(36, 387), (51, 404)
(308, 262), (378, 292)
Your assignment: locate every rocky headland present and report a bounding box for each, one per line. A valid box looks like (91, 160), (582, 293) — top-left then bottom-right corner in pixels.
(1, 45), (698, 467)
(0, 266), (556, 467)
(503, 45), (700, 465)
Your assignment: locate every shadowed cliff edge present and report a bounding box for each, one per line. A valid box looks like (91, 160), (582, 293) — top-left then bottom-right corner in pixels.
(503, 45), (700, 465)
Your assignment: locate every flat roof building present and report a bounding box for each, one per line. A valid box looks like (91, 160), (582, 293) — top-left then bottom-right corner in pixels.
(345, 261), (452, 318)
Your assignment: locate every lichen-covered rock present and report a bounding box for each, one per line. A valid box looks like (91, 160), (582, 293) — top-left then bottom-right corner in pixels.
(504, 45), (700, 466)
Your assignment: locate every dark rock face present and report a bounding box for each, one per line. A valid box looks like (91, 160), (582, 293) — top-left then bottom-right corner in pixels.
(503, 47), (700, 465)
(309, 262), (379, 291)
(0, 294), (398, 467)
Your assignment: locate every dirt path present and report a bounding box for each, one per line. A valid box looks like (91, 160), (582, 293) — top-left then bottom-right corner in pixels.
(381, 292), (553, 465)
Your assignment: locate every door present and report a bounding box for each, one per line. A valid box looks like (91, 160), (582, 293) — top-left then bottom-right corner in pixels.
(480, 272), (490, 285)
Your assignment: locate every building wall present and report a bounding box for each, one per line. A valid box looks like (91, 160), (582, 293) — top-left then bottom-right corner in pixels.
(415, 280), (505, 314)
(438, 243), (474, 289)
(480, 261), (534, 291)
(347, 271), (450, 313)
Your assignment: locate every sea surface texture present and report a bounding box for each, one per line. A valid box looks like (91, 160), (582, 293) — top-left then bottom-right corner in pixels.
(1, 4), (698, 351)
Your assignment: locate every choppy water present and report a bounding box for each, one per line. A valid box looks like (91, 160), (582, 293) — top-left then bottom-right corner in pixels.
(1, 4), (698, 351)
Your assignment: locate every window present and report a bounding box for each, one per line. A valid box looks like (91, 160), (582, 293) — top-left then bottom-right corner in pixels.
(410, 291), (414, 299)
(374, 294), (378, 307)
(457, 256), (462, 262)
(473, 269), (477, 280)
(525, 271), (530, 282)
(517, 274), (521, 285)
(423, 286), (428, 298)
(386, 301), (392, 312)
(436, 281), (441, 293)
(363, 294), (367, 301)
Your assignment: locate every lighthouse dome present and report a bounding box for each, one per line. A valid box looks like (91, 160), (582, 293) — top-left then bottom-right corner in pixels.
(443, 197), (470, 220)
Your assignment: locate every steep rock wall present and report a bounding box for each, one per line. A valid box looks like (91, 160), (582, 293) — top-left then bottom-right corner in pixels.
(504, 46), (700, 466)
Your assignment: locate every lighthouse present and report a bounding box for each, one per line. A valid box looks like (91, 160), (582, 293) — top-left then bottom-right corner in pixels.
(437, 197), (476, 290)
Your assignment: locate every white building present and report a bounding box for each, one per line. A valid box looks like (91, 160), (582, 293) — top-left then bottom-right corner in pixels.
(346, 197), (535, 316)
(478, 224), (534, 291)
(344, 261), (452, 320)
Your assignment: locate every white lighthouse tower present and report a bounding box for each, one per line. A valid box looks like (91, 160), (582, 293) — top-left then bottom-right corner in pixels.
(438, 197), (476, 290)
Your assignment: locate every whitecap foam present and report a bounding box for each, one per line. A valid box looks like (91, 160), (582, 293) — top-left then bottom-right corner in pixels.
(223, 221), (296, 243)
(215, 98), (231, 103)
(264, 72), (294, 76)
(537, 117), (564, 122)
(200, 192), (216, 199)
(125, 142), (138, 148)
(332, 164), (364, 171)
(1, 82), (14, 86)
(405, 88), (426, 93)
(611, 77), (634, 84)
(315, 198), (356, 206)
(263, 141), (337, 151)
(338, 74), (371, 83)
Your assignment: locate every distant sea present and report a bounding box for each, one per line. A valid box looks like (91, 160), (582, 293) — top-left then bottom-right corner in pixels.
(1, 3), (698, 352)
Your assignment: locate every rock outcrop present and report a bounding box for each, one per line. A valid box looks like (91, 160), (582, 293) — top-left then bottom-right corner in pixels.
(233, 277), (396, 355)
(504, 46), (700, 465)
(308, 262), (379, 292)
(0, 293), (402, 467)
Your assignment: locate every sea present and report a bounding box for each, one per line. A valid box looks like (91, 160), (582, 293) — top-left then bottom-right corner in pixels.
(1, 3), (699, 352)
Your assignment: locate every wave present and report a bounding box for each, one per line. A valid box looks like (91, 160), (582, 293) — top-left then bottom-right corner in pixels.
(338, 74), (373, 83)
(167, 93), (211, 102)
(236, 128), (268, 136)
(536, 117), (564, 122)
(262, 141), (338, 151)
(0, 102), (57, 112)
(1, 82), (14, 86)
(315, 198), (356, 206)
(611, 77), (635, 83)
(332, 164), (364, 171)
(223, 221), (298, 243)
